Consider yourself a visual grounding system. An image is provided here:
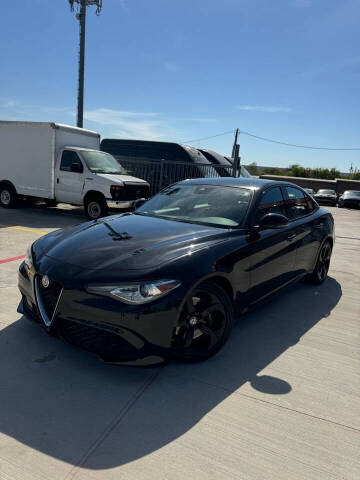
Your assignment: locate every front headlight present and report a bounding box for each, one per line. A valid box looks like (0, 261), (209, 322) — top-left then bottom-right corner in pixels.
(88, 280), (181, 305)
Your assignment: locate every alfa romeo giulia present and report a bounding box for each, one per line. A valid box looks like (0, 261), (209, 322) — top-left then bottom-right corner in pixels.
(18, 178), (334, 365)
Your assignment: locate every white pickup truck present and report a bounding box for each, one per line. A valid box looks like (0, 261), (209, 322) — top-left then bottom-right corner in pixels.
(0, 121), (150, 219)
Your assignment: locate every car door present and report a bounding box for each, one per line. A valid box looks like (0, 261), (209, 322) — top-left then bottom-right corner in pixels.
(283, 186), (322, 275)
(55, 150), (85, 205)
(246, 186), (299, 302)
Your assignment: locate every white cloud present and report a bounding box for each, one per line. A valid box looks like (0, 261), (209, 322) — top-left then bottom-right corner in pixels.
(0, 98), (75, 120)
(83, 108), (168, 140)
(236, 105), (291, 113)
(0, 101), (178, 141)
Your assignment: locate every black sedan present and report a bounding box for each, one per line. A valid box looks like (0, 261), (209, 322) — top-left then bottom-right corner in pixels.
(337, 190), (360, 209)
(313, 188), (338, 205)
(18, 178), (334, 365)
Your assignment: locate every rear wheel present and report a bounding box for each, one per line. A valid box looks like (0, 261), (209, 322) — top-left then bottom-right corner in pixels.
(0, 184), (17, 208)
(307, 240), (332, 284)
(173, 282), (234, 362)
(84, 195), (108, 220)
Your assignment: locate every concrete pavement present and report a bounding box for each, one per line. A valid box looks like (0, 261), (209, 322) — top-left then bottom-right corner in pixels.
(0, 203), (359, 479)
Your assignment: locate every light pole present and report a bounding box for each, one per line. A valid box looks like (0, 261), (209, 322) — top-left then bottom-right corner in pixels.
(68, 1), (103, 128)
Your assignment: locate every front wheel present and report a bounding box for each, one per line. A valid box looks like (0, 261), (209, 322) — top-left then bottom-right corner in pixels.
(84, 195), (108, 220)
(0, 184), (17, 208)
(172, 282), (234, 362)
(307, 240), (332, 284)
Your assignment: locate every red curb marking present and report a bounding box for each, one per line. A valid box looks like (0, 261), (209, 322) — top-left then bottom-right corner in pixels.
(0, 255), (25, 265)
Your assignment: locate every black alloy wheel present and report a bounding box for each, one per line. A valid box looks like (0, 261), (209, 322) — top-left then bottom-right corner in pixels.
(173, 282), (233, 362)
(0, 184), (17, 208)
(307, 240), (332, 284)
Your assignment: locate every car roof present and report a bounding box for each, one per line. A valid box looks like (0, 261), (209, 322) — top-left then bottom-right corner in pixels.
(178, 177), (295, 190)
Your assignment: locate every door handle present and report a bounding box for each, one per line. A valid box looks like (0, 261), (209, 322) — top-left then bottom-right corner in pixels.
(56, 178), (59, 184)
(287, 233), (297, 241)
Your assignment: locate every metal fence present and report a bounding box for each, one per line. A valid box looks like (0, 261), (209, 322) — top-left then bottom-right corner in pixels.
(115, 157), (242, 196)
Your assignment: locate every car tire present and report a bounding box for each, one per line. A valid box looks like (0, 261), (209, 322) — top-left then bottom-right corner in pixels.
(172, 281), (234, 363)
(0, 184), (18, 208)
(306, 240), (332, 285)
(84, 195), (108, 220)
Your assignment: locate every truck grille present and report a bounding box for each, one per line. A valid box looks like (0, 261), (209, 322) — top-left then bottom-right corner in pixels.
(58, 319), (139, 362)
(35, 276), (62, 326)
(116, 183), (150, 201)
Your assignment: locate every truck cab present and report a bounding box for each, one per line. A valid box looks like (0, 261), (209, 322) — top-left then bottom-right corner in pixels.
(55, 147), (150, 219)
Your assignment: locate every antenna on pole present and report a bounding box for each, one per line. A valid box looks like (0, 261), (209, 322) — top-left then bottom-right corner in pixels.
(68, 1), (103, 128)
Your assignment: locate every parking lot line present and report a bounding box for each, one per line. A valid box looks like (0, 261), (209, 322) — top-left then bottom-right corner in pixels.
(0, 255), (25, 265)
(0, 225), (50, 235)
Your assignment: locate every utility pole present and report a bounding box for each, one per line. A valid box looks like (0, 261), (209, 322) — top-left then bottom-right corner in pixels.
(231, 128), (239, 158)
(68, 1), (103, 128)
(231, 128), (241, 177)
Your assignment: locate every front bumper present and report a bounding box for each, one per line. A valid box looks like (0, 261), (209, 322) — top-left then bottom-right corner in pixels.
(106, 200), (133, 209)
(17, 260), (185, 366)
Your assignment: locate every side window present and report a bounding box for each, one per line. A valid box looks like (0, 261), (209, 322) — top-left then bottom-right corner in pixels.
(255, 187), (287, 223)
(60, 150), (83, 172)
(285, 186), (313, 219)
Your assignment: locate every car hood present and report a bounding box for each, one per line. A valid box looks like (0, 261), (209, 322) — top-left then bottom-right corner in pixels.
(95, 173), (148, 185)
(36, 214), (231, 271)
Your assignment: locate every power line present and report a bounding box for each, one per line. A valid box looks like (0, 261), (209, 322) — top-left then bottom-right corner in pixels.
(182, 130), (236, 143)
(183, 128), (360, 151)
(238, 129), (360, 151)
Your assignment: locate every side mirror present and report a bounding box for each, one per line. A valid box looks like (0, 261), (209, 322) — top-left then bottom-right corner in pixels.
(133, 198), (147, 210)
(71, 162), (83, 173)
(259, 213), (289, 229)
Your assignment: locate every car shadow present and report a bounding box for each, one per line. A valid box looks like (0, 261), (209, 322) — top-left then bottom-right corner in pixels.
(0, 277), (341, 470)
(0, 202), (85, 230)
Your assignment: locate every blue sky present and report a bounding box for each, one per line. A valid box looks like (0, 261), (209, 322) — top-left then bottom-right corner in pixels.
(0, 0), (359, 169)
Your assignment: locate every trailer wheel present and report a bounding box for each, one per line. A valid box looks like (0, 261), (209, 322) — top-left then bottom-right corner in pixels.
(84, 194), (108, 220)
(0, 184), (17, 208)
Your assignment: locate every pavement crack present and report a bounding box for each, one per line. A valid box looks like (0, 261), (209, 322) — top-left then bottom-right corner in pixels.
(64, 367), (162, 480)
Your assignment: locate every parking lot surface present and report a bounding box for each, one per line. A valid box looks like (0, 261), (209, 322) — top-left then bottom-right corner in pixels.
(0, 203), (359, 480)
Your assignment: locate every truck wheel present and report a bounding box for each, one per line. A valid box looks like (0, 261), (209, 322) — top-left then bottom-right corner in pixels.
(84, 195), (108, 220)
(0, 184), (17, 208)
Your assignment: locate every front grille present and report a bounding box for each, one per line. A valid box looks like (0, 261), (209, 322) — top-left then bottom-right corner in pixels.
(118, 183), (150, 201)
(58, 319), (139, 362)
(35, 276), (62, 326)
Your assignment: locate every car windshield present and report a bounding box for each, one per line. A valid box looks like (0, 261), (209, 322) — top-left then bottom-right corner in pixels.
(81, 151), (127, 174)
(317, 189), (335, 194)
(136, 184), (252, 228)
(344, 190), (360, 197)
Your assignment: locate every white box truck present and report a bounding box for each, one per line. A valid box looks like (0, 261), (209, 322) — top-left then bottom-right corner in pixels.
(0, 121), (150, 219)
